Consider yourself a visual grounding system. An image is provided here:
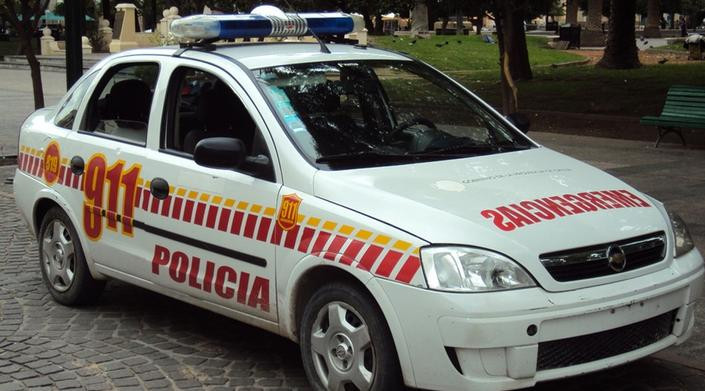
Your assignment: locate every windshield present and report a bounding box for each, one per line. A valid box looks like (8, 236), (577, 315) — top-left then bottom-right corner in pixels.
(255, 60), (534, 169)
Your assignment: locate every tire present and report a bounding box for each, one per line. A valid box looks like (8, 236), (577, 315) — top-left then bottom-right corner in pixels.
(38, 207), (105, 305)
(300, 282), (403, 391)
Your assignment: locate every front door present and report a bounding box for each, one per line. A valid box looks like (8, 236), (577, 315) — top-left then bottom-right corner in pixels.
(140, 61), (281, 322)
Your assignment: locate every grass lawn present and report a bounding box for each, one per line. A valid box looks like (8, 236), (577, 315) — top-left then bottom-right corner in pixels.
(370, 34), (583, 71)
(371, 34), (705, 117)
(460, 63), (705, 117)
(647, 42), (687, 53)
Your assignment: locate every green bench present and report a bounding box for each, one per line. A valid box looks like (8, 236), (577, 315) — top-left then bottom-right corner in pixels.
(641, 85), (705, 147)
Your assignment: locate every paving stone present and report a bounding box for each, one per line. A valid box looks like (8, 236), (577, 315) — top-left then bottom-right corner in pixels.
(143, 379), (171, 389)
(138, 371), (165, 381)
(49, 372), (77, 382)
(111, 377), (140, 387)
(85, 383), (112, 391)
(10, 371), (37, 380)
(0, 381), (24, 391)
(106, 369), (133, 380)
(21, 377), (52, 387)
(35, 364), (63, 375)
(54, 379), (82, 390)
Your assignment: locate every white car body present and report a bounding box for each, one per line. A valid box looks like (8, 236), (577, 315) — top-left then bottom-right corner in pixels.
(13, 43), (704, 391)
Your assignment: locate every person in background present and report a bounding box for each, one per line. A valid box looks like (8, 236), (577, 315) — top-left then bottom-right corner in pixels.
(680, 16), (687, 37)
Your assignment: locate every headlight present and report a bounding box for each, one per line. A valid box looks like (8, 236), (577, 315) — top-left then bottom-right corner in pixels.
(668, 210), (694, 257)
(420, 246), (536, 292)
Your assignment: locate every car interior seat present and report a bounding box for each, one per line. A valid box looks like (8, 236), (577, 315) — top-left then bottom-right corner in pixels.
(183, 81), (256, 155)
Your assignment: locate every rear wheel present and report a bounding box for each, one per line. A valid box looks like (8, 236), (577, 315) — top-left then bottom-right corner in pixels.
(300, 282), (402, 391)
(38, 207), (105, 305)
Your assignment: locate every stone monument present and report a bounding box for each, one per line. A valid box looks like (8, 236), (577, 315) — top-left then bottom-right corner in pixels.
(110, 3), (140, 52)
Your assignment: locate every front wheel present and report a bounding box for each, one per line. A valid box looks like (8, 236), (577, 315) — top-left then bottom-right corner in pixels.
(300, 283), (402, 391)
(38, 207), (105, 305)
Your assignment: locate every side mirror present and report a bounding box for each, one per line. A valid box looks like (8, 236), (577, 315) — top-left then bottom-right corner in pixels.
(506, 112), (530, 133)
(194, 137), (246, 169)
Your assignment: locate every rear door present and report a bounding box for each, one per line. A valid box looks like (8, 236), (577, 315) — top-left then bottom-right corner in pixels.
(60, 57), (164, 277)
(138, 59), (281, 322)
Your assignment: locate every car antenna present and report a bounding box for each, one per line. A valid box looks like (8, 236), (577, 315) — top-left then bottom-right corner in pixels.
(281, 0), (331, 54)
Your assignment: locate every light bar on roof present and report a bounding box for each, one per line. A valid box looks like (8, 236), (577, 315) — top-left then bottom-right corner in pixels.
(170, 9), (363, 40)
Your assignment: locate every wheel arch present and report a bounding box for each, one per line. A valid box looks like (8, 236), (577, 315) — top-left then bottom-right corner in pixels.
(281, 256), (416, 387)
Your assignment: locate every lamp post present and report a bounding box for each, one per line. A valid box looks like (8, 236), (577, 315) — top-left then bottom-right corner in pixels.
(64, 0), (83, 88)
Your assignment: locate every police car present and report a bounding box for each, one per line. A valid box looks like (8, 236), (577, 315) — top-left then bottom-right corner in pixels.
(13, 7), (704, 391)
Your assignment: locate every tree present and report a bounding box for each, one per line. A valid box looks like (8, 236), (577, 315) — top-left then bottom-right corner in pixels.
(494, 0), (532, 82)
(597, 0), (641, 69)
(0, 0), (49, 109)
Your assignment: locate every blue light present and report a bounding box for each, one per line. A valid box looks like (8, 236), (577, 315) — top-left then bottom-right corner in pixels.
(170, 12), (361, 40)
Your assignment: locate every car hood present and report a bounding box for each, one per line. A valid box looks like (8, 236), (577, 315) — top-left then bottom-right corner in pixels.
(313, 147), (671, 292)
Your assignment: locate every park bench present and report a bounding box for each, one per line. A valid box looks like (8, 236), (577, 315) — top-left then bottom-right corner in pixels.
(640, 85), (705, 147)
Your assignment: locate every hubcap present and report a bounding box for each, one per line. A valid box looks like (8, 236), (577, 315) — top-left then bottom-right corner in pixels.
(310, 302), (374, 391)
(42, 220), (76, 293)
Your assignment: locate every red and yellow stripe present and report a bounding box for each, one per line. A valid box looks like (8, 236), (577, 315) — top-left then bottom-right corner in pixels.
(17, 145), (422, 285)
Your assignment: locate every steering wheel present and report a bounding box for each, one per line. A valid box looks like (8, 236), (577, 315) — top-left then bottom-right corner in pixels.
(386, 116), (437, 142)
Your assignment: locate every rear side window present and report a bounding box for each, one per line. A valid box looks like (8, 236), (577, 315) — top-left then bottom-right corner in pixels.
(54, 72), (97, 129)
(82, 62), (159, 145)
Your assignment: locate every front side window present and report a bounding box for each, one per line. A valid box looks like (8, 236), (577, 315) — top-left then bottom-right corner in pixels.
(54, 72), (97, 129)
(82, 62), (159, 145)
(162, 66), (274, 180)
(255, 60), (534, 169)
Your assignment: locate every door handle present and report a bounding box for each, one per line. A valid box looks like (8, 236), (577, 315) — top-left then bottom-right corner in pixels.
(70, 156), (84, 175)
(150, 177), (170, 200)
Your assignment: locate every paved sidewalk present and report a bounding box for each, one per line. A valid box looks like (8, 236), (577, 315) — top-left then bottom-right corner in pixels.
(0, 69), (66, 156)
(0, 132), (704, 390)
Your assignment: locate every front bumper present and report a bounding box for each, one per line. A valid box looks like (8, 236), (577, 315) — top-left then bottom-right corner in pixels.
(375, 248), (704, 391)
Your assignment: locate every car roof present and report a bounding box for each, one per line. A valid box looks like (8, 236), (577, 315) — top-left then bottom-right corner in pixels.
(107, 42), (412, 70)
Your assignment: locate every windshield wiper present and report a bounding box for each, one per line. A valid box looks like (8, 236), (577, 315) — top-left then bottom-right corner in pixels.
(316, 151), (430, 164)
(418, 143), (530, 156)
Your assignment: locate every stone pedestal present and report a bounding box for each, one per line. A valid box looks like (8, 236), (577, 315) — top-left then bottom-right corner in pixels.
(110, 3), (139, 52)
(158, 7), (181, 40)
(40, 28), (55, 55)
(81, 36), (92, 54)
(581, 29), (606, 47)
(98, 19), (113, 52)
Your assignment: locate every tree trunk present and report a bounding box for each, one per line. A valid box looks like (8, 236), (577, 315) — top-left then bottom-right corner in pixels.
(362, 11), (374, 32)
(496, 5), (518, 114)
(644, 0), (662, 38)
(22, 35), (44, 109)
(581, 0), (606, 46)
(597, 0), (641, 69)
(475, 11), (483, 35)
(566, 0), (579, 25)
(502, 4), (532, 80)
(374, 13), (384, 35)
(411, 0), (428, 35)
(455, 10), (463, 35)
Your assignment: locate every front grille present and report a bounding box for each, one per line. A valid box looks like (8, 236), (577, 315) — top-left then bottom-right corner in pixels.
(537, 310), (675, 371)
(540, 232), (667, 282)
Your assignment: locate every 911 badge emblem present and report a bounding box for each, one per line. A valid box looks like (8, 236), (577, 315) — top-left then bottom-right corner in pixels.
(277, 193), (302, 231)
(43, 141), (61, 185)
(607, 244), (627, 272)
